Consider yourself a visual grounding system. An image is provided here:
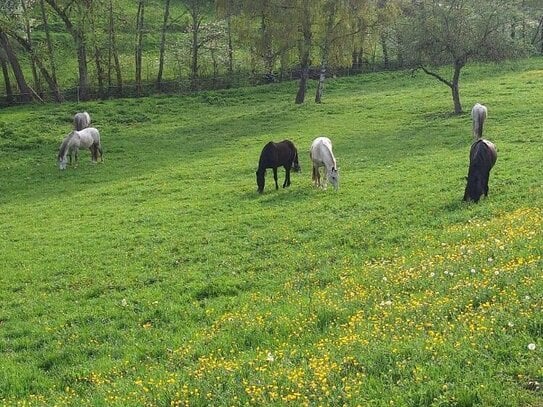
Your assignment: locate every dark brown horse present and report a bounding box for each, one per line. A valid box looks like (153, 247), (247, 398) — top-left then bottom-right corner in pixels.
(256, 140), (301, 193)
(463, 139), (497, 203)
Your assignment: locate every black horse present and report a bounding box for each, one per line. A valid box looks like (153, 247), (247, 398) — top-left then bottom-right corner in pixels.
(256, 140), (301, 193)
(463, 139), (497, 203)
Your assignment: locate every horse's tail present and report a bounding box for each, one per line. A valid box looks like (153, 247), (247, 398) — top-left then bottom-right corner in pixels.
(292, 146), (301, 172)
(74, 112), (91, 131)
(472, 104), (487, 139)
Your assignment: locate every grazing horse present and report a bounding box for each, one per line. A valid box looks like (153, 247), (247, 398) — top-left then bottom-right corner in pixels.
(471, 103), (487, 140)
(256, 140), (301, 193)
(463, 139), (497, 203)
(310, 136), (339, 190)
(74, 111), (91, 131)
(58, 127), (103, 170)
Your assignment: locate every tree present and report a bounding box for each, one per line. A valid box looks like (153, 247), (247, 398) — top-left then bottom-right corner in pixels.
(107, 0), (122, 96)
(45, 0), (90, 100)
(295, 0), (312, 104)
(135, 0), (145, 96)
(181, 0), (215, 89)
(0, 28), (32, 102)
(156, 0), (171, 90)
(399, 0), (528, 114)
(39, 0), (62, 101)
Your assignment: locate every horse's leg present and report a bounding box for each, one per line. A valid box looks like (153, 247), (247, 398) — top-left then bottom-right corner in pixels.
(74, 149), (79, 167)
(273, 168), (279, 189)
(90, 146), (96, 163)
(98, 144), (103, 162)
(283, 167), (291, 188)
(312, 165), (317, 187)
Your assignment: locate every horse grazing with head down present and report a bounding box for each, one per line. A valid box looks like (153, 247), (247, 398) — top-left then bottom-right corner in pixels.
(74, 111), (91, 131)
(471, 103), (487, 140)
(256, 140), (301, 193)
(310, 136), (339, 190)
(463, 139), (497, 203)
(58, 127), (103, 170)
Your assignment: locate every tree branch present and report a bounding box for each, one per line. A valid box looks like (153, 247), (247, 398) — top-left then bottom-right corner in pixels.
(418, 65), (452, 88)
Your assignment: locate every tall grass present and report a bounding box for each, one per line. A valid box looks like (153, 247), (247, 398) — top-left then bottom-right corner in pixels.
(1, 58), (542, 406)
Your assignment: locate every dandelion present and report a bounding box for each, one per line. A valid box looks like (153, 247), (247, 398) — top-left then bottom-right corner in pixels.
(528, 343), (536, 351)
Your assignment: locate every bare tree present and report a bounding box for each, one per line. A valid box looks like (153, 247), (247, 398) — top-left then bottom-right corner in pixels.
(45, 0), (90, 100)
(156, 0), (171, 90)
(135, 0), (145, 96)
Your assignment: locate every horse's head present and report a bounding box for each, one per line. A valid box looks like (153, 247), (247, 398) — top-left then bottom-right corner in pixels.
(328, 167), (339, 190)
(58, 156), (68, 170)
(256, 169), (266, 193)
(463, 173), (483, 203)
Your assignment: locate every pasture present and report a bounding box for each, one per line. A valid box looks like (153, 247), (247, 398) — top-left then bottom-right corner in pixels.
(1, 58), (543, 406)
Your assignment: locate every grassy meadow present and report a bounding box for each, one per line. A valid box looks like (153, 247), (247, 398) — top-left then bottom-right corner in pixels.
(1, 58), (543, 406)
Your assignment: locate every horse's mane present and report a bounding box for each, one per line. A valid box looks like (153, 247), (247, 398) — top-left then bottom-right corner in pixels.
(58, 131), (75, 159)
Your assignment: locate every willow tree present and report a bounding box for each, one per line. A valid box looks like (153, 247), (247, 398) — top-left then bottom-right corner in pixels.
(399, 0), (527, 114)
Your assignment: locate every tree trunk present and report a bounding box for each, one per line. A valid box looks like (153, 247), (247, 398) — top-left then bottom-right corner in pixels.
(21, 0), (41, 96)
(8, 30), (63, 102)
(260, 10), (274, 75)
(0, 49), (13, 105)
(451, 59), (464, 114)
(295, 0), (311, 104)
(380, 33), (389, 69)
(226, 14), (234, 76)
(89, 3), (104, 97)
(40, 0), (62, 101)
(135, 0), (145, 96)
(0, 30), (32, 102)
(315, 2), (336, 104)
(108, 0), (123, 96)
(156, 0), (170, 91)
(190, 11), (200, 89)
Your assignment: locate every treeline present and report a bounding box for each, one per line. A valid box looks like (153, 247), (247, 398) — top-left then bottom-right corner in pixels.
(1, 0), (542, 107)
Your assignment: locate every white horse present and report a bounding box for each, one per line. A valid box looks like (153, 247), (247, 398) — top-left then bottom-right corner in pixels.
(471, 103), (487, 140)
(310, 136), (339, 190)
(74, 111), (91, 131)
(58, 127), (103, 170)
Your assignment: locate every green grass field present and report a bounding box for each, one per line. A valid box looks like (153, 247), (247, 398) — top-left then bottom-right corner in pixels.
(1, 58), (543, 406)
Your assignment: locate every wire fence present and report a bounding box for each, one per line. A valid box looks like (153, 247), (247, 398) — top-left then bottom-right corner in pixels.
(0, 65), (392, 107)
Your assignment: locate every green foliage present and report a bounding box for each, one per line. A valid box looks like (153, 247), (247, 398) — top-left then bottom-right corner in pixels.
(1, 58), (543, 405)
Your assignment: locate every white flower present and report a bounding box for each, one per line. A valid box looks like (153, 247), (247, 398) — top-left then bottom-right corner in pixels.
(382, 277), (388, 282)
(528, 343), (536, 351)
(470, 268), (476, 274)
(380, 300), (392, 307)
(266, 352), (275, 362)
(429, 272), (435, 278)
(121, 298), (128, 307)
(487, 257), (494, 263)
